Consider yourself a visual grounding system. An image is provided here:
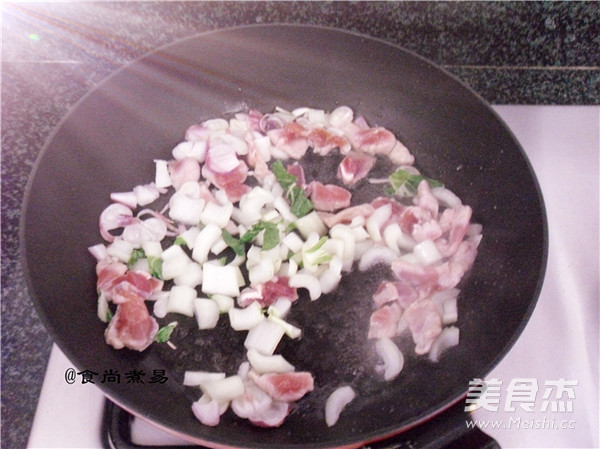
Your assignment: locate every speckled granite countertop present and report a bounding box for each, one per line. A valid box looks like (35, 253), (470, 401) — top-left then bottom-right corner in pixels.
(2, 2), (598, 448)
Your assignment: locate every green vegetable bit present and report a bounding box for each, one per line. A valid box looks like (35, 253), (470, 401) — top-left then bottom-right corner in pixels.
(223, 221), (281, 256)
(155, 321), (178, 343)
(388, 168), (443, 196)
(271, 160), (314, 218)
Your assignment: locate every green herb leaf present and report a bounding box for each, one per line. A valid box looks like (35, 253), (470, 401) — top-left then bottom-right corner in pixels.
(127, 248), (146, 268)
(106, 308), (114, 323)
(388, 168), (443, 196)
(147, 256), (163, 279)
(174, 236), (187, 246)
(222, 229), (246, 256)
(262, 223), (280, 251)
(271, 160), (314, 218)
(223, 221), (281, 255)
(155, 321), (178, 343)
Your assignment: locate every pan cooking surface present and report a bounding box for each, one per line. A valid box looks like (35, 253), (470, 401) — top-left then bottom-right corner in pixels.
(21, 24), (547, 448)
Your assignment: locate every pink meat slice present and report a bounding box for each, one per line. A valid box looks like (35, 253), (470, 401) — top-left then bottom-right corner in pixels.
(368, 302), (403, 339)
(308, 181), (352, 212)
(337, 152), (376, 185)
(250, 371), (314, 402)
(104, 298), (159, 351)
(402, 300), (442, 355)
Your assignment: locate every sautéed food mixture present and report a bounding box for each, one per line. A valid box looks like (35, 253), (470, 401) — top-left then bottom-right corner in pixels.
(89, 105), (482, 428)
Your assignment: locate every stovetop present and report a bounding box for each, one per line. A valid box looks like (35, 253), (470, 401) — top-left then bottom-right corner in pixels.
(26, 106), (600, 449)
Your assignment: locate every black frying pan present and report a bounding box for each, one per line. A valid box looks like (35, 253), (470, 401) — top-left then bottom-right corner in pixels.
(21, 25), (547, 448)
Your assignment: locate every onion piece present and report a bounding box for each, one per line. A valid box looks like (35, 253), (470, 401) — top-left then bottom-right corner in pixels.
(191, 395), (221, 427)
(201, 375), (245, 403)
(184, 371), (226, 387)
(167, 285), (196, 317)
(228, 301), (265, 331)
(201, 264), (241, 297)
(195, 298), (220, 330)
(247, 348), (295, 374)
(358, 245), (397, 271)
(428, 326), (460, 362)
(244, 319), (285, 356)
(325, 386), (356, 427)
(288, 273), (322, 301)
(99, 203), (133, 242)
(375, 338), (404, 381)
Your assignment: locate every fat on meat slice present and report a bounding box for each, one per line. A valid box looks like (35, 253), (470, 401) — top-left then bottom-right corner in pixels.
(111, 271), (164, 304)
(337, 152), (376, 185)
(105, 298), (159, 351)
(402, 300), (442, 355)
(308, 181), (352, 212)
(368, 302), (402, 339)
(250, 371), (314, 402)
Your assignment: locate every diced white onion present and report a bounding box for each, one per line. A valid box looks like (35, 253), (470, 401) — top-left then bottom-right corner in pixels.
(375, 338), (404, 381)
(110, 191), (137, 209)
(154, 159), (172, 188)
(191, 395), (221, 427)
(325, 386), (356, 427)
(201, 263), (240, 297)
(200, 201), (233, 228)
(167, 285), (196, 317)
(328, 105), (354, 128)
(228, 301), (265, 331)
(294, 211), (327, 239)
(88, 244), (108, 262)
(428, 326), (460, 362)
(413, 239), (443, 265)
(431, 186), (462, 209)
(248, 258), (275, 285)
(194, 298), (220, 329)
(289, 273), (322, 301)
(161, 244), (191, 280)
(106, 238), (134, 263)
(366, 204), (392, 242)
(358, 245), (397, 271)
(201, 375), (245, 403)
(152, 291), (170, 318)
(268, 315), (301, 339)
(133, 183), (161, 206)
(267, 298), (292, 318)
(244, 319), (285, 356)
(97, 291), (109, 323)
(192, 224), (222, 264)
(211, 295), (234, 313)
(246, 348), (295, 374)
(141, 240), (162, 258)
(183, 371), (226, 387)
(172, 141), (207, 162)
